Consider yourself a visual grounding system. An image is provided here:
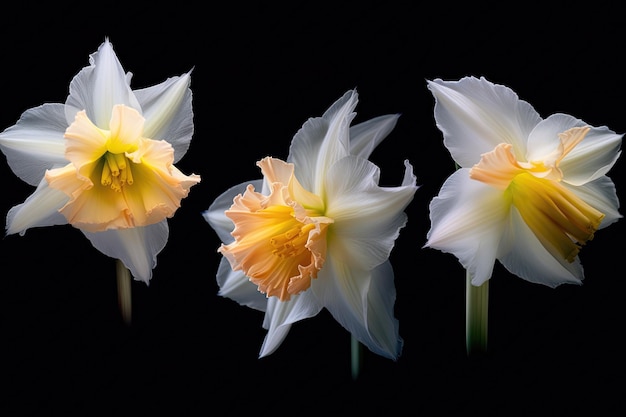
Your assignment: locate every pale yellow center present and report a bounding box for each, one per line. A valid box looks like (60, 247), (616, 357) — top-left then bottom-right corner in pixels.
(45, 105), (200, 232)
(469, 126), (604, 262)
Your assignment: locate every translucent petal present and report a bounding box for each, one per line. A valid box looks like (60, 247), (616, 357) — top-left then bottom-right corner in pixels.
(499, 208), (583, 287)
(0, 103), (68, 186)
(313, 258), (402, 360)
(428, 76), (542, 167)
(65, 38), (140, 128)
(288, 90), (356, 194)
(325, 157), (417, 269)
(216, 257), (268, 311)
(425, 169), (509, 285)
(259, 290), (322, 358)
(6, 177), (68, 236)
(134, 72), (194, 162)
(349, 114), (400, 160)
(204, 180), (263, 244)
(564, 177), (622, 229)
(82, 220), (169, 283)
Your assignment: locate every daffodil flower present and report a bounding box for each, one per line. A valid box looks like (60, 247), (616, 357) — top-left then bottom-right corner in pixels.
(0, 38), (200, 284)
(425, 76), (622, 352)
(203, 90), (418, 361)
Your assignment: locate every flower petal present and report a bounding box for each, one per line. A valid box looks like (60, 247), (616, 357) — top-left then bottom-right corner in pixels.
(134, 72), (194, 163)
(425, 169), (509, 285)
(349, 114), (400, 160)
(6, 176), (68, 235)
(288, 90), (356, 194)
(325, 157), (417, 269)
(564, 177), (622, 229)
(313, 258), (402, 360)
(65, 38), (140, 128)
(428, 76), (542, 167)
(82, 220), (169, 283)
(203, 180), (263, 244)
(259, 290), (322, 358)
(0, 103), (68, 186)
(216, 257), (268, 311)
(499, 208), (583, 287)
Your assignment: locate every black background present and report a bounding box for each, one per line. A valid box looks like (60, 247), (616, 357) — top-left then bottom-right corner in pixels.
(1, 2), (624, 415)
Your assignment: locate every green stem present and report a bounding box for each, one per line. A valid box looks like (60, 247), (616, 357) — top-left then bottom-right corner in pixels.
(351, 335), (362, 380)
(116, 259), (132, 326)
(465, 270), (488, 355)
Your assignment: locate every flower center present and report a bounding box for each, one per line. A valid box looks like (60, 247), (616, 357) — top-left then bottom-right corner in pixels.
(101, 151), (133, 192)
(469, 126), (604, 263)
(45, 105), (200, 232)
(270, 223), (316, 259)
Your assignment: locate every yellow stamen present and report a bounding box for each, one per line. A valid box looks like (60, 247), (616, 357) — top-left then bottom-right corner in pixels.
(101, 161), (112, 186)
(105, 152), (120, 177)
(270, 223), (316, 258)
(508, 172), (604, 262)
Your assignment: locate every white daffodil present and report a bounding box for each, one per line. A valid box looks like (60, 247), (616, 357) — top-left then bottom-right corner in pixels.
(426, 76), (622, 288)
(0, 38), (200, 284)
(426, 76), (622, 354)
(203, 90), (418, 361)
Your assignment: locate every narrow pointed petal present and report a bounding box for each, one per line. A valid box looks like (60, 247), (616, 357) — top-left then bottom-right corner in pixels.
(6, 177), (68, 235)
(314, 258), (402, 360)
(203, 180), (263, 243)
(134, 72), (194, 162)
(428, 76), (542, 167)
(288, 90), (356, 194)
(65, 38), (140, 128)
(0, 103), (68, 185)
(425, 169), (509, 285)
(82, 220), (169, 283)
(349, 114), (400, 160)
(499, 209), (583, 287)
(259, 291), (322, 358)
(216, 257), (268, 311)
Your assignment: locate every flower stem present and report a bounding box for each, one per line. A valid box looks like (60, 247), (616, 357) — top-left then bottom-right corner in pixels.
(465, 270), (488, 355)
(116, 259), (132, 326)
(351, 335), (362, 380)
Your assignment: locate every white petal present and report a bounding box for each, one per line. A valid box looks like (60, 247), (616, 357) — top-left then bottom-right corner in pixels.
(288, 90), (356, 194)
(65, 38), (140, 128)
(6, 177), (68, 235)
(313, 258), (402, 360)
(526, 113), (622, 186)
(216, 257), (268, 311)
(425, 169), (508, 285)
(564, 177), (622, 229)
(259, 290), (322, 358)
(349, 114), (400, 160)
(82, 220), (169, 284)
(525, 113), (585, 161)
(134, 72), (194, 163)
(0, 103), (68, 186)
(203, 180), (263, 244)
(499, 208), (583, 287)
(325, 157), (417, 269)
(428, 76), (542, 167)
(562, 128), (622, 185)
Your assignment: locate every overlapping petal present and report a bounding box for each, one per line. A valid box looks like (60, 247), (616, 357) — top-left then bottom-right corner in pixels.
(427, 76), (541, 167)
(0, 38), (198, 283)
(204, 90), (418, 360)
(426, 76), (622, 287)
